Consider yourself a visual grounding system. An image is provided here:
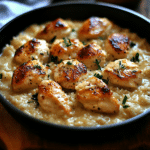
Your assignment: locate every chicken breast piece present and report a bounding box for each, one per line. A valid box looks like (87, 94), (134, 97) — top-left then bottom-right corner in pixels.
(12, 60), (47, 92)
(14, 38), (50, 64)
(105, 33), (130, 59)
(103, 59), (142, 88)
(53, 59), (87, 90)
(75, 77), (120, 113)
(77, 42), (106, 70)
(38, 80), (71, 115)
(78, 17), (112, 39)
(50, 38), (83, 62)
(36, 18), (71, 42)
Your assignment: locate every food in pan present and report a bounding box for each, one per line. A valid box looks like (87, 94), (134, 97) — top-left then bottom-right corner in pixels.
(0, 17), (150, 126)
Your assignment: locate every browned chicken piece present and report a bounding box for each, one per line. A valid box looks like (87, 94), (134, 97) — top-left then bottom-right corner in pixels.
(53, 59), (87, 90)
(38, 80), (71, 115)
(105, 33), (130, 59)
(77, 42), (106, 70)
(78, 17), (112, 39)
(14, 38), (50, 64)
(36, 18), (71, 42)
(75, 77), (120, 113)
(12, 60), (47, 92)
(50, 38), (83, 61)
(103, 59), (142, 88)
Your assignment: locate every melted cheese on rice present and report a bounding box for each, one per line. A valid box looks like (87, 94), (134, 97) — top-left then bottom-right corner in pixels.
(0, 17), (150, 127)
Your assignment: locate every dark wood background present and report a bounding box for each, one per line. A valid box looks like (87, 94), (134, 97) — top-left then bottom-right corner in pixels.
(0, 0), (150, 149)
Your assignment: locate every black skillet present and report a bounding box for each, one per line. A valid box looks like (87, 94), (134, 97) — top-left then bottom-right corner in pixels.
(0, 1), (150, 141)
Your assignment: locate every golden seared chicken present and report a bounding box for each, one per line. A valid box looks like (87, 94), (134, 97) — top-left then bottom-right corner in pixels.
(38, 80), (71, 115)
(53, 59), (87, 90)
(103, 59), (142, 88)
(36, 18), (71, 42)
(14, 38), (50, 64)
(50, 38), (83, 62)
(77, 42), (106, 70)
(105, 33), (130, 59)
(12, 60), (47, 92)
(75, 77), (120, 113)
(78, 17), (112, 39)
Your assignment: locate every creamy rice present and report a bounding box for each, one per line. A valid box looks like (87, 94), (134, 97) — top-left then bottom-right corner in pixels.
(0, 18), (150, 127)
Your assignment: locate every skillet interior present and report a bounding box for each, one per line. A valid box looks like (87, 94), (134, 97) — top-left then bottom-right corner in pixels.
(0, 2), (150, 139)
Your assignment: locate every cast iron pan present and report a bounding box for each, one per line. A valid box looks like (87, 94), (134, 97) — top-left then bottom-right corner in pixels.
(0, 2), (150, 140)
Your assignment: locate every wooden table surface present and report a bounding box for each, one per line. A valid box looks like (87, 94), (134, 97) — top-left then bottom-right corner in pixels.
(1, 0), (150, 149)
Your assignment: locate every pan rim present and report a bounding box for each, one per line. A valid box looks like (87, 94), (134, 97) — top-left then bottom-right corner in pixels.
(0, 1), (150, 132)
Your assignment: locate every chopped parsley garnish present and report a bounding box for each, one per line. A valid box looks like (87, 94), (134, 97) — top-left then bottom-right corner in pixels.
(50, 55), (63, 64)
(46, 64), (50, 67)
(94, 59), (101, 70)
(59, 59), (63, 63)
(32, 56), (35, 60)
(72, 29), (75, 32)
(119, 61), (126, 69)
(28, 93), (39, 108)
(50, 36), (56, 43)
(102, 78), (109, 85)
(122, 95), (128, 104)
(131, 53), (140, 62)
(122, 95), (129, 109)
(123, 105), (130, 109)
(67, 61), (72, 65)
(94, 73), (109, 84)
(63, 37), (72, 47)
(82, 41), (86, 45)
(130, 41), (136, 48)
(51, 55), (58, 62)
(34, 65), (42, 69)
(94, 73), (103, 79)
(0, 73), (2, 79)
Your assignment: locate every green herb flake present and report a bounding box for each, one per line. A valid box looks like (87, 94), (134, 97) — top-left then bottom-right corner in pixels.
(94, 73), (109, 84)
(63, 37), (72, 47)
(59, 59), (63, 63)
(33, 65), (42, 69)
(122, 95), (128, 105)
(32, 56), (35, 60)
(51, 55), (58, 62)
(72, 29), (75, 32)
(94, 59), (101, 70)
(94, 73), (103, 79)
(119, 61), (126, 69)
(28, 93), (39, 108)
(50, 55), (63, 64)
(46, 64), (50, 67)
(82, 41), (86, 45)
(102, 78), (109, 85)
(130, 41), (136, 48)
(131, 53), (140, 62)
(122, 95), (129, 109)
(0, 73), (2, 79)
(123, 105), (130, 109)
(67, 61), (72, 65)
(135, 53), (140, 62)
(50, 36), (56, 43)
